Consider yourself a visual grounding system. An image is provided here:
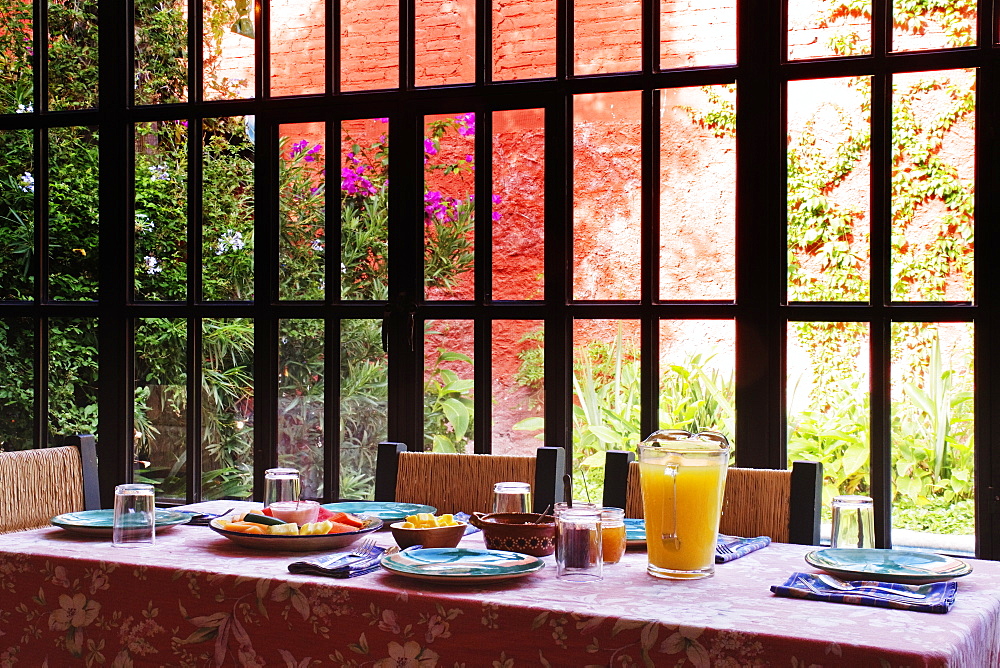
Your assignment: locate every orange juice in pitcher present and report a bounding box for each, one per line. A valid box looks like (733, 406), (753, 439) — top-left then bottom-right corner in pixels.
(638, 430), (729, 579)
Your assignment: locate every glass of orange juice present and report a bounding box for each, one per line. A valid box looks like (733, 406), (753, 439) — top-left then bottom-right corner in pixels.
(638, 430), (730, 579)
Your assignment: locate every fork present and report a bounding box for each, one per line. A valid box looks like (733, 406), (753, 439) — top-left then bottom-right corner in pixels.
(716, 540), (736, 555)
(815, 573), (926, 599)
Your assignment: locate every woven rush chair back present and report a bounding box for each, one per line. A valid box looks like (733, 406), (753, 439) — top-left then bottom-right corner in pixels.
(606, 451), (822, 545)
(375, 443), (565, 515)
(395, 451), (535, 515)
(0, 435), (100, 534)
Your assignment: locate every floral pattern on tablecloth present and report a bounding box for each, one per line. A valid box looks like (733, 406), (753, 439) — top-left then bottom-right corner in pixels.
(2, 504), (999, 667)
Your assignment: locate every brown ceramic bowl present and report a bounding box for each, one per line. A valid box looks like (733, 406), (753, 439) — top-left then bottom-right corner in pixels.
(390, 521), (467, 549)
(469, 512), (556, 557)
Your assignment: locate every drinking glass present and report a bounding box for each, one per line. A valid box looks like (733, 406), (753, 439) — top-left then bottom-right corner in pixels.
(555, 505), (603, 581)
(264, 468), (301, 507)
(113, 483), (156, 547)
(638, 430), (730, 579)
(600, 507), (627, 564)
(492, 481), (532, 514)
(830, 495), (875, 549)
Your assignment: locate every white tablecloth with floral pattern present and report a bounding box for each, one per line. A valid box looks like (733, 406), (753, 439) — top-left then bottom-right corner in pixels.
(1, 500), (998, 667)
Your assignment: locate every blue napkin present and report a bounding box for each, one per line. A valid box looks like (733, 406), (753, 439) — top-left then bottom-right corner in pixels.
(288, 546), (386, 578)
(770, 572), (957, 613)
(716, 535), (770, 563)
(454, 512), (480, 534)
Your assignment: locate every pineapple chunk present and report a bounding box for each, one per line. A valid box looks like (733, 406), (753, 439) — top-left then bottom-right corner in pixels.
(299, 520), (334, 535)
(266, 522), (300, 536)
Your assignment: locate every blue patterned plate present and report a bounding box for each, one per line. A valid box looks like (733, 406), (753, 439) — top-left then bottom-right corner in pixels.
(805, 548), (972, 585)
(322, 502), (436, 523)
(51, 509), (191, 537)
(380, 547), (544, 584)
(625, 518), (645, 546)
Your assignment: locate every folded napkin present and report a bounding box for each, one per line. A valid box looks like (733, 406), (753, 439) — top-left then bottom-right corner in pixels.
(770, 572), (957, 613)
(288, 546), (387, 578)
(716, 535), (770, 563)
(454, 512), (480, 535)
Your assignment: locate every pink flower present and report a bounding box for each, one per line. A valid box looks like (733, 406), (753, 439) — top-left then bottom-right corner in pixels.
(373, 641), (439, 668)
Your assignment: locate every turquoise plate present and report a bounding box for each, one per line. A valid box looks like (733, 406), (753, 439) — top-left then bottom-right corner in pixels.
(322, 502), (436, 523)
(51, 509), (191, 537)
(625, 518), (645, 546)
(380, 547), (544, 584)
(805, 548), (972, 585)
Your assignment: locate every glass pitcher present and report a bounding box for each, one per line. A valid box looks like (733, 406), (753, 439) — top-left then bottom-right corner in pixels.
(638, 429), (730, 580)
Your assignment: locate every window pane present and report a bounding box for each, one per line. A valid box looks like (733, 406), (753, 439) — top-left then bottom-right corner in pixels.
(49, 126), (99, 301)
(0, 0), (33, 114)
(48, 0), (98, 111)
(278, 319), (325, 498)
(492, 0), (556, 81)
(493, 109), (544, 300)
(787, 321), (871, 512)
(270, 0), (324, 97)
(48, 318), (98, 444)
(0, 318), (35, 449)
(134, 317), (188, 500)
(201, 317), (253, 500)
(787, 76), (871, 303)
(341, 118), (389, 301)
(279, 122), (326, 301)
(341, 0), (399, 91)
(135, 121), (188, 301)
(891, 69), (974, 302)
(573, 92), (641, 301)
(202, 116), (254, 301)
(424, 113), (475, 300)
(341, 318), (387, 500)
(134, 0), (188, 105)
(424, 319), (474, 453)
(891, 322), (973, 554)
(575, 0), (641, 75)
(660, 85), (735, 301)
(661, 0), (736, 68)
(494, 320), (544, 453)
(659, 320), (735, 444)
(0, 129), (34, 300)
(415, 0), (475, 86)
(572, 319), (641, 499)
(203, 1), (254, 100)
(787, 0), (871, 60)
(893, 0), (975, 51)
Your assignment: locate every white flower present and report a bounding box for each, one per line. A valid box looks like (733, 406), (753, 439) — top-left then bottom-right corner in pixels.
(16, 103), (33, 113)
(142, 256), (163, 274)
(216, 229), (246, 255)
(310, 239), (324, 252)
(135, 213), (154, 234)
(147, 164), (171, 181)
(18, 172), (34, 193)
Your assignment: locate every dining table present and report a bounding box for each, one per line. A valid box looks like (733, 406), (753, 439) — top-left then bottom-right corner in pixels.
(1, 499), (998, 667)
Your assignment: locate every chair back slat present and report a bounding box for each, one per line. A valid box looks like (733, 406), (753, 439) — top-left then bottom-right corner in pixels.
(625, 462), (792, 543)
(0, 446), (86, 534)
(395, 451), (537, 515)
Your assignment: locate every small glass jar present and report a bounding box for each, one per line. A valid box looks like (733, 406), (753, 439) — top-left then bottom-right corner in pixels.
(600, 507), (626, 564)
(555, 505), (603, 582)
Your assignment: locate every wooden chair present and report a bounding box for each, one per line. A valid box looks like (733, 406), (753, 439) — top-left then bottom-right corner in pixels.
(0, 434), (101, 534)
(374, 442), (565, 515)
(602, 450), (823, 545)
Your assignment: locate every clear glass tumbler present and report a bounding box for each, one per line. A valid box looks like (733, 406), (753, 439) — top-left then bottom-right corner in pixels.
(492, 481), (532, 514)
(555, 505), (603, 582)
(113, 483), (156, 548)
(264, 468), (301, 508)
(830, 495), (875, 549)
